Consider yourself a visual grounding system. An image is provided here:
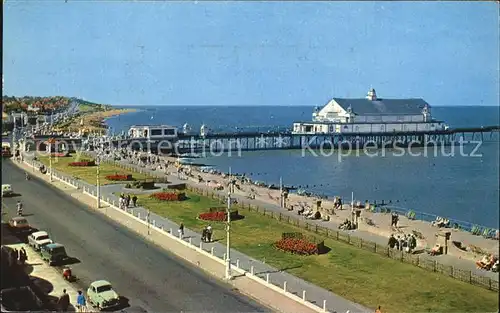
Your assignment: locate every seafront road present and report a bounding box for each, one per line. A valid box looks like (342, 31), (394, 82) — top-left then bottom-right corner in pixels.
(1, 160), (269, 312)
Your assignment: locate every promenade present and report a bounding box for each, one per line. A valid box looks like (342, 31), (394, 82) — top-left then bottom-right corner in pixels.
(84, 150), (499, 282)
(20, 153), (371, 313)
(4, 243), (95, 312)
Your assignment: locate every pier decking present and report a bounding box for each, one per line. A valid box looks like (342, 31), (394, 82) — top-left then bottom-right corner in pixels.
(27, 126), (499, 153)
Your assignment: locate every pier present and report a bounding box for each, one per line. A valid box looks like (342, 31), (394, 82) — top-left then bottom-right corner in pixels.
(24, 126), (500, 153)
(174, 126), (499, 153)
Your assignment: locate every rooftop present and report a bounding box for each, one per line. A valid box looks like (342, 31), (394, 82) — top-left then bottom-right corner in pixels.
(91, 280), (112, 288)
(333, 98), (428, 115)
(31, 231), (49, 237)
(11, 217), (27, 222)
(129, 125), (176, 128)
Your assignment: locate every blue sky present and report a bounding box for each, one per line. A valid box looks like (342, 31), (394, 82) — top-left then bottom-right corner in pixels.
(3, 1), (499, 106)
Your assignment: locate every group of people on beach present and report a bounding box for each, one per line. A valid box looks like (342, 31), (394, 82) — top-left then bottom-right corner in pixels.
(388, 233), (417, 253)
(476, 254), (499, 272)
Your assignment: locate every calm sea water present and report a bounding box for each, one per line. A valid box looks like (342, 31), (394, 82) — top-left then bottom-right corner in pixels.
(105, 106), (500, 227)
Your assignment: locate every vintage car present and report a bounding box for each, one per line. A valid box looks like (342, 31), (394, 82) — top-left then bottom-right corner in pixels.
(28, 231), (53, 251)
(1, 184), (13, 197)
(8, 217), (30, 234)
(87, 280), (120, 310)
(40, 243), (68, 266)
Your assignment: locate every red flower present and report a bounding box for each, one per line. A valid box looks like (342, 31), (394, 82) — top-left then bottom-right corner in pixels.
(199, 211), (226, 221)
(150, 192), (186, 201)
(68, 160), (95, 167)
(274, 238), (319, 255)
(105, 174), (132, 181)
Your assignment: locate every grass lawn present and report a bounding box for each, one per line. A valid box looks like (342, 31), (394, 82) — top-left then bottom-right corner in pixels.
(129, 190), (498, 313)
(37, 153), (153, 185)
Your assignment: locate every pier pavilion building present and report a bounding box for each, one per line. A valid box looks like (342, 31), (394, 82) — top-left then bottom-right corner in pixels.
(292, 88), (447, 134)
(128, 124), (178, 140)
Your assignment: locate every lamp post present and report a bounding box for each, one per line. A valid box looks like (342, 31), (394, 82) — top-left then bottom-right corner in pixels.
(279, 176), (283, 207)
(48, 138), (55, 182)
(96, 156), (101, 208)
(225, 191), (232, 280)
(147, 209), (151, 235)
(229, 166), (233, 193)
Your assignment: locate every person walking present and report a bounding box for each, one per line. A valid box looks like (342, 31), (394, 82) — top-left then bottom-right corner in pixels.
(126, 194), (131, 208)
(57, 289), (70, 311)
(132, 195), (138, 207)
(19, 248), (27, 265)
(76, 290), (86, 312)
(207, 225), (213, 242)
(178, 223), (185, 239)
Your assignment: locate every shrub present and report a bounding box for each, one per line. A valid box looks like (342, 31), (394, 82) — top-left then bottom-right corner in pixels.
(68, 160), (95, 167)
(105, 174), (133, 181)
(150, 192), (186, 201)
(274, 238), (319, 255)
(125, 183), (132, 188)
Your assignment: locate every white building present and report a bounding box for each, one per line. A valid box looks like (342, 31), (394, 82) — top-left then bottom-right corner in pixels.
(293, 88), (447, 134)
(128, 125), (178, 140)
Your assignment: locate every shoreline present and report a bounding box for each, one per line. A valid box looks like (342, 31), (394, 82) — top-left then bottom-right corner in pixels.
(167, 156), (499, 262)
(184, 161), (498, 231)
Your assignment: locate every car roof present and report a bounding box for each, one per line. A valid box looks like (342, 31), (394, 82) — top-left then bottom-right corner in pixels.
(32, 231), (49, 237)
(11, 217), (27, 222)
(2, 184), (11, 187)
(91, 280), (112, 288)
(46, 243), (64, 249)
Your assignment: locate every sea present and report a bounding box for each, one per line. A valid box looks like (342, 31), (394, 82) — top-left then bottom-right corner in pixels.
(105, 106), (500, 228)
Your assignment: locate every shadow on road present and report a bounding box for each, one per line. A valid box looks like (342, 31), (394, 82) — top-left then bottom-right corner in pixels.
(1, 222), (27, 245)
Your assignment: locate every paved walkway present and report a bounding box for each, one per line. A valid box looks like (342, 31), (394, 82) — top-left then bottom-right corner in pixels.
(23, 154), (371, 313)
(5, 243), (95, 312)
(88, 152), (499, 282)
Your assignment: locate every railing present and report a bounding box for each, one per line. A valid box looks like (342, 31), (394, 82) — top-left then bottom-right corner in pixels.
(188, 186), (500, 292)
(22, 157), (346, 313)
(26, 154), (499, 292)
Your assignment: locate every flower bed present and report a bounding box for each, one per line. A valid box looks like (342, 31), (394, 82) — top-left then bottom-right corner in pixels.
(150, 191), (186, 201)
(105, 174), (133, 181)
(199, 211), (226, 221)
(68, 160), (95, 167)
(198, 209), (240, 221)
(274, 232), (327, 255)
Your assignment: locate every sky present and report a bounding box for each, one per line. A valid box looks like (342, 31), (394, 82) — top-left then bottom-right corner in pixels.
(3, 1), (499, 107)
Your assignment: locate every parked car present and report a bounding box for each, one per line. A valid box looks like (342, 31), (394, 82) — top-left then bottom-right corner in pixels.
(28, 231), (53, 251)
(87, 280), (120, 310)
(8, 217), (30, 234)
(40, 243), (68, 266)
(1, 184), (13, 197)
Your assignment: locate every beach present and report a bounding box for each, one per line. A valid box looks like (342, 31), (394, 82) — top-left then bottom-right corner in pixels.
(169, 156), (499, 262)
(54, 108), (137, 134)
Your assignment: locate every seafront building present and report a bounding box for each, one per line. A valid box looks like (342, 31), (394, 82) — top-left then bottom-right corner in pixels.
(128, 124), (178, 140)
(293, 88), (448, 134)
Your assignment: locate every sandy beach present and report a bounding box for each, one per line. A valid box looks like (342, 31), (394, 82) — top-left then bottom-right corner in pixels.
(54, 108), (137, 134)
(167, 156), (499, 263)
